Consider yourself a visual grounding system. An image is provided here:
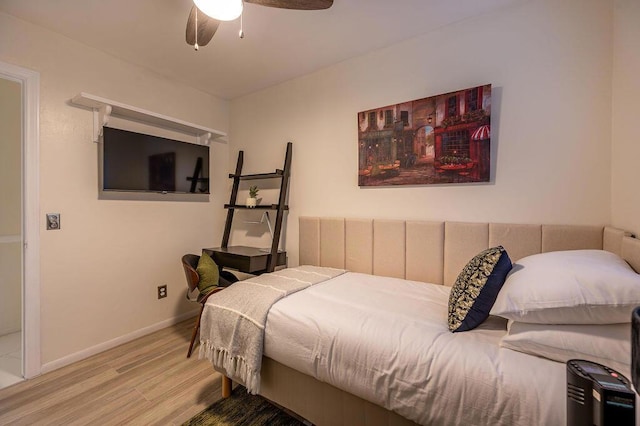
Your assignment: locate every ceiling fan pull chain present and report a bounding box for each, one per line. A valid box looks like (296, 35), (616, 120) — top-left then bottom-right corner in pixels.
(239, 3), (245, 39)
(194, 7), (199, 51)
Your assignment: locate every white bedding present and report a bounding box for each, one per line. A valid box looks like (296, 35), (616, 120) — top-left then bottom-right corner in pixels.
(264, 272), (566, 426)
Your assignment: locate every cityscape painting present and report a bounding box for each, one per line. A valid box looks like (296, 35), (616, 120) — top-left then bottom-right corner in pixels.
(358, 84), (491, 186)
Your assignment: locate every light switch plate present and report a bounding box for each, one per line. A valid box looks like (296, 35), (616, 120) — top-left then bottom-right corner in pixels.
(46, 213), (60, 230)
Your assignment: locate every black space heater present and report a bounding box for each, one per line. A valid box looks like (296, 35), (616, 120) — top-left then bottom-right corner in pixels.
(567, 359), (635, 426)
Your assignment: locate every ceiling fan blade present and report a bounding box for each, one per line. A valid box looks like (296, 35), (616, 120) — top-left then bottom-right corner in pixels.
(245, 0), (333, 10)
(185, 5), (220, 47)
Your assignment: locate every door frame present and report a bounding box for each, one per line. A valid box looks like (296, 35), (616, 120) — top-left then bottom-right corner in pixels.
(0, 60), (41, 379)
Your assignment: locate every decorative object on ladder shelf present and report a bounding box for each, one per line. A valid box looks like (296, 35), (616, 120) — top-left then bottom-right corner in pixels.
(245, 212), (275, 253)
(246, 185), (259, 208)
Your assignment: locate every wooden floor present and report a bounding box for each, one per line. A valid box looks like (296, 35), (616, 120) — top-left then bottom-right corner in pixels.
(0, 318), (223, 425)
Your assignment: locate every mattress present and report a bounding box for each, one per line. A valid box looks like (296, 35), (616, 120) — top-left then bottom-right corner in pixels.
(264, 272), (566, 426)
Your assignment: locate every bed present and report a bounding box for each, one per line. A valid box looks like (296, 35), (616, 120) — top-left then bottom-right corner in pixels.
(200, 218), (640, 426)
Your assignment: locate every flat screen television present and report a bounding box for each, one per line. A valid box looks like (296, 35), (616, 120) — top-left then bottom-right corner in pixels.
(101, 127), (210, 200)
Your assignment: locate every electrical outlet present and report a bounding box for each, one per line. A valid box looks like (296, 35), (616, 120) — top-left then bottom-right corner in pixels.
(157, 285), (167, 299)
(46, 213), (60, 230)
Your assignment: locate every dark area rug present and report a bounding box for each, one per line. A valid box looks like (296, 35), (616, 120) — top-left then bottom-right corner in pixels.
(183, 386), (307, 426)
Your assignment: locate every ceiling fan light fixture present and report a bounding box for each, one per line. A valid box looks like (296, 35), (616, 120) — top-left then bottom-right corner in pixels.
(193, 0), (243, 21)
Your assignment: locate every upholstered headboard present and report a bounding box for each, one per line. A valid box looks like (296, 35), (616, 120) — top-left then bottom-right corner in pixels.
(299, 217), (640, 286)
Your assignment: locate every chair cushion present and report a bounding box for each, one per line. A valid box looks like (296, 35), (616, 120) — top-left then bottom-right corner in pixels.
(448, 246), (512, 332)
(196, 252), (220, 295)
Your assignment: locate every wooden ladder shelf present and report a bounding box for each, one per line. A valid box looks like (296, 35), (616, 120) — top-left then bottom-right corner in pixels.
(204, 142), (292, 274)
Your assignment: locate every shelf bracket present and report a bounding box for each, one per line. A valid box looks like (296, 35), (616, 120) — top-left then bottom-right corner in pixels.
(197, 132), (212, 145)
(92, 104), (112, 143)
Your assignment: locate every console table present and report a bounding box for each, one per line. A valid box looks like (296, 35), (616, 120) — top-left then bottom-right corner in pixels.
(203, 246), (287, 275)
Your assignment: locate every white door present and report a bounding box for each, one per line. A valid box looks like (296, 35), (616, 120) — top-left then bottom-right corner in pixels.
(0, 76), (23, 388)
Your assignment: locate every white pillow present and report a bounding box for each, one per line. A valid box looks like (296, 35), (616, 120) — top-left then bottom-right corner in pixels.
(501, 321), (631, 378)
(490, 250), (640, 324)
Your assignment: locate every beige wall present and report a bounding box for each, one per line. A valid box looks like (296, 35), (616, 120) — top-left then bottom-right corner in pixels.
(0, 12), (230, 365)
(612, 0), (640, 237)
(230, 0), (614, 267)
(0, 77), (22, 335)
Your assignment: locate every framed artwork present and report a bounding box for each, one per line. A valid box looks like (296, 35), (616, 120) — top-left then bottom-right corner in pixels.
(358, 84), (491, 186)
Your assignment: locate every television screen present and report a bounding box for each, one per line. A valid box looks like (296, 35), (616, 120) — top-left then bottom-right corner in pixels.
(102, 127), (210, 194)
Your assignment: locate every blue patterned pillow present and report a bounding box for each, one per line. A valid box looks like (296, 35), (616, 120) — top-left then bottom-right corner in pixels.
(448, 246), (512, 332)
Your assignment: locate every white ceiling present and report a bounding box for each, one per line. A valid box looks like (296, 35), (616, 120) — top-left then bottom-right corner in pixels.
(0, 0), (522, 99)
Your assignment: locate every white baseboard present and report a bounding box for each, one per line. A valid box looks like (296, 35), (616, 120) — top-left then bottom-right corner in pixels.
(40, 310), (198, 375)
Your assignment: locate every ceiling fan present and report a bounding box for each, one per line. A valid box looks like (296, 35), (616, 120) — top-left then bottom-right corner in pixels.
(186, 0), (334, 49)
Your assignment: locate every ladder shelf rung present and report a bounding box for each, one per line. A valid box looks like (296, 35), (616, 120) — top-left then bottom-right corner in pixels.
(228, 170), (284, 180)
(224, 204), (289, 211)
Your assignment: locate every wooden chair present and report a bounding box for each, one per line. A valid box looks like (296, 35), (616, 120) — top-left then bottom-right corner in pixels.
(182, 254), (238, 358)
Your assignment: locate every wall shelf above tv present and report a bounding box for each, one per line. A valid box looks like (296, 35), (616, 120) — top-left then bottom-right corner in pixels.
(70, 92), (227, 145)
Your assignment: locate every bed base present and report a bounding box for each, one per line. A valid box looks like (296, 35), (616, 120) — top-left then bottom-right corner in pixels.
(221, 360), (416, 425)
(261, 358), (417, 426)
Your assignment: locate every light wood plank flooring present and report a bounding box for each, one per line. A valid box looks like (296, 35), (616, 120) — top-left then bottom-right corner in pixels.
(0, 318), (223, 425)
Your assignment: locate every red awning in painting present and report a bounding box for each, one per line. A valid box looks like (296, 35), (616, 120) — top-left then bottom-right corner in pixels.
(471, 125), (490, 140)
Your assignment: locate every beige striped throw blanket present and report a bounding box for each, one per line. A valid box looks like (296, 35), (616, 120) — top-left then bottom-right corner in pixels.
(199, 265), (346, 394)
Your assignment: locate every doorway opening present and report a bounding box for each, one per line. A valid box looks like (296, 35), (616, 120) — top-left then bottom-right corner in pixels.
(0, 60), (40, 389)
(0, 76), (23, 388)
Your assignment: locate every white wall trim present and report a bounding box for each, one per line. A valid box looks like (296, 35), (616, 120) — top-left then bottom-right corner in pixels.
(0, 60), (41, 379)
(40, 310), (198, 374)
